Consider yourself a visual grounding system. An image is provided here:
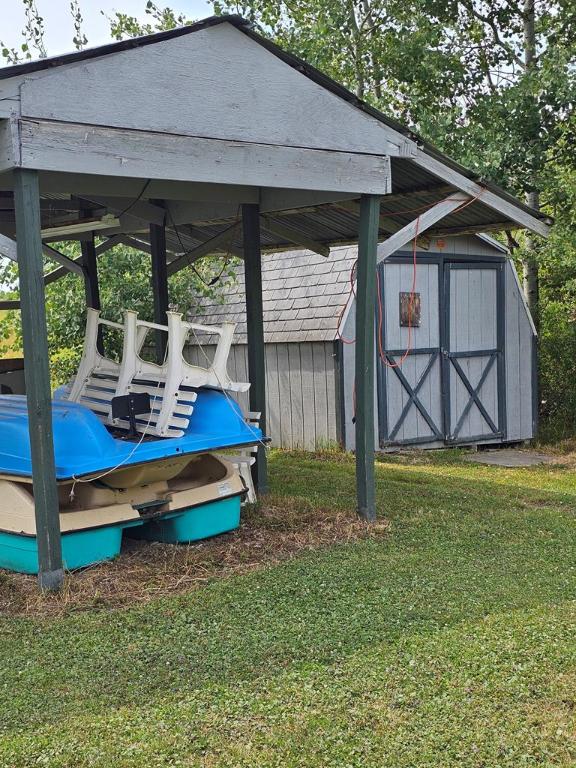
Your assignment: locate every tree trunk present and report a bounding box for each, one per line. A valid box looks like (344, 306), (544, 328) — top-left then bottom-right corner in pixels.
(523, 191), (540, 329)
(521, 0), (540, 329)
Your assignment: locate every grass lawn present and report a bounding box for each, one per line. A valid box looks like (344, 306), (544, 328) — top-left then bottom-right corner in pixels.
(1, 449), (576, 767)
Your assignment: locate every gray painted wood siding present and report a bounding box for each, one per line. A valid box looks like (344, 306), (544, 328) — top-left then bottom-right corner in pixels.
(447, 266), (499, 439)
(9, 23), (412, 159)
(381, 262), (442, 443)
(504, 260), (536, 440)
(185, 340), (337, 450)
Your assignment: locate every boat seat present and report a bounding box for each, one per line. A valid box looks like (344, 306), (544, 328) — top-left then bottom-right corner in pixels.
(67, 308), (249, 438)
(217, 411), (261, 504)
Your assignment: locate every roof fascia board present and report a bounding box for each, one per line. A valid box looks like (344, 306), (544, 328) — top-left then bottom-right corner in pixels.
(18, 119), (394, 195)
(412, 150), (549, 238)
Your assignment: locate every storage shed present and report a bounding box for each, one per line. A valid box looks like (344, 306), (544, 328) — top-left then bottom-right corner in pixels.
(191, 233), (536, 450)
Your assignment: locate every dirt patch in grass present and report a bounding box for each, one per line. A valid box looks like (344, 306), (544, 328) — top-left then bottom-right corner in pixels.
(0, 495), (388, 618)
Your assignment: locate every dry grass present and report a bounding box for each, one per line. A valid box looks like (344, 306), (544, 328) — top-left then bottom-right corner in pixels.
(0, 494), (388, 619)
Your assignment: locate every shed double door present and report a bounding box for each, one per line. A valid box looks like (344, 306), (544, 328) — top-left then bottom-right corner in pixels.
(377, 259), (505, 447)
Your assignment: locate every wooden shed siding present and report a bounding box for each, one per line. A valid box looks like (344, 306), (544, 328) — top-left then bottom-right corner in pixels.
(185, 340), (337, 449)
(504, 260), (535, 440)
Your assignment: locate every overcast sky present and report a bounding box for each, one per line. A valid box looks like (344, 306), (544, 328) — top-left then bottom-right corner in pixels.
(2, 0), (213, 58)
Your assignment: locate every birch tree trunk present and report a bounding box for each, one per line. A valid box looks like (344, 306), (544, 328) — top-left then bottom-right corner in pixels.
(523, 190), (540, 329)
(521, 0), (540, 329)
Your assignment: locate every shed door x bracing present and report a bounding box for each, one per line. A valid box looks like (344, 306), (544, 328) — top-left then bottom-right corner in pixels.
(377, 260), (505, 446)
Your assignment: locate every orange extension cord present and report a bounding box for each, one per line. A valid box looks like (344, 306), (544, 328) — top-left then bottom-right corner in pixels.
(338, 192), (484, 421)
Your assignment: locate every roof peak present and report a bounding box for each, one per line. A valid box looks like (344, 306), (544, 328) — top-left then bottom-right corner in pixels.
(0, 14), (248, 81)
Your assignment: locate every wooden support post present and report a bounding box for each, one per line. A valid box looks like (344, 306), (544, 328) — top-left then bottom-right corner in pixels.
(13, 169), (63, 591)
(355, 194), (380, 522)
(242, 203), (268, 495)
(81, 234), (103, 354)
(150, 204), (169, 364)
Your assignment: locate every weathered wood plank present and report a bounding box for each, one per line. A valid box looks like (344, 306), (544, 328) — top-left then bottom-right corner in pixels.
(288, 344), (304, 448)
(413, 150), (550, 238)
(311, 343), (328, 447)
(0, 118), (18, 172)
(18, 119), (393, 195)
(265, 344), (281, 446)
(324, 343), (338, 443)
(276, 343), (293, 447)
(299, 342), (316, 450)
(18, 23), (415, 158)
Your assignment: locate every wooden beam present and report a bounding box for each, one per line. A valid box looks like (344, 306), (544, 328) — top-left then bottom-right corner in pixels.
(355, 194), (380, 523)
(166, 223), (240, 277)
(13, 168), (63, 592)
(119, 235), (152, 254)
(412, 150), (550, 237)
(80, 229), (104, 355)
(242, 203), (268, 495)
(18, 119), (393, 196)
(81, 237), (100, 311)
(42, 243), (85, 276)
(0, 300), (20, 310)
(427, 221), (514, 237)
(0, 231), (85, 275)
(376, 192), (471, 263)
(96, 235), (125, 256)
(261, 216), (330, 258)
(338, 199), (405, 237)
(381, 183), (454, 204)
(0, 118), (18, 173)
(0, 232), (17, 261)
(77, 195), (167, 226)
(150, 204), (169, 363)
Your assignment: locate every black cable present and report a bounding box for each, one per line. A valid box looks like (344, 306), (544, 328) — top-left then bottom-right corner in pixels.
(166, 207), (240, 287)
(116, 179), (152, 219)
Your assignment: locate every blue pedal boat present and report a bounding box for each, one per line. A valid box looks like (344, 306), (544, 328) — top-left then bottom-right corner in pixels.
(0, 390), (262, 574)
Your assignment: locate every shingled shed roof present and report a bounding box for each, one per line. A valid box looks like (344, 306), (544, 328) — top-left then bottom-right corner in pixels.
(192, 247), (356, 344)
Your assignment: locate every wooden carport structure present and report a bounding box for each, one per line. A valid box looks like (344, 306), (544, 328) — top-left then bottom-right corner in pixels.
(0, 15), (550, 590)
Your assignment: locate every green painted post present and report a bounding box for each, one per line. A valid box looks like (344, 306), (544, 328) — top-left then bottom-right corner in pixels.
(14, 168), (63, 590)
(355, 194), (380, 521)
(81, 234), (103, 353)
(242, 203), (268, 494)
(150, 206), (169, 364)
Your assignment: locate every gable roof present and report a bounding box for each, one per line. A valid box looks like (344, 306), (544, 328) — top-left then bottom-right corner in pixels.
(0, 15), (549, 234)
